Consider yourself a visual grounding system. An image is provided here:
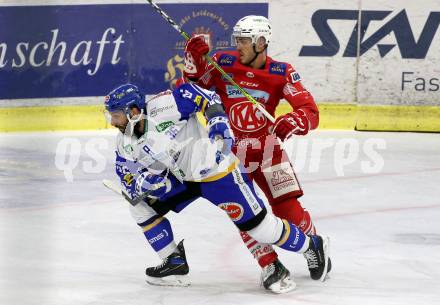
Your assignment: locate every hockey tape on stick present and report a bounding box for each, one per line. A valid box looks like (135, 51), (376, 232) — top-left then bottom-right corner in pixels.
(145, 0), (275, 123)
(102, 179), (164, 206)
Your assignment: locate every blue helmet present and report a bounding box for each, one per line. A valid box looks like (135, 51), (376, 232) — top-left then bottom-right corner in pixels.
(105, 84), (145, 113)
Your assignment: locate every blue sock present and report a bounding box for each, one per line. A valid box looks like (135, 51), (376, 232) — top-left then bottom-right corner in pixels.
(138, 216), (175, 255)
(275, 219), (308, 252)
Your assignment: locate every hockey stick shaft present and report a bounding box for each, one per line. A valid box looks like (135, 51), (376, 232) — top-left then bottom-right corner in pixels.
(145, 0), (276, 123)
(102, 179), (164, 206)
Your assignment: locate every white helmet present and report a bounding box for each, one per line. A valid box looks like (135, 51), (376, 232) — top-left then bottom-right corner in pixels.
(231, 15), (272, 46)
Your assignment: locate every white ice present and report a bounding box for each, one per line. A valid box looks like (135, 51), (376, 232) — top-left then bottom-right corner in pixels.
(1, 130), (439, 305)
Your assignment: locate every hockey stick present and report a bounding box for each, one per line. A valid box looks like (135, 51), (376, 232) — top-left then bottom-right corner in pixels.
(145, 0), (276, 123)
(103, 179), (164, 206)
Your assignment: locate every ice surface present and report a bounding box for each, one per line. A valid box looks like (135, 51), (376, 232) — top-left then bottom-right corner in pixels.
(1, 130), (439, 305)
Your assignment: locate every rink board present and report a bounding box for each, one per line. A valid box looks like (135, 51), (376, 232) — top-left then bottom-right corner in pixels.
(2, 103), (439, 132)
(0, 0), (439, 131)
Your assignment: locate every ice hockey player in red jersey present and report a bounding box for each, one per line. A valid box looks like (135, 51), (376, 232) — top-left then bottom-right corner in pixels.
(182, 15), (331, 292)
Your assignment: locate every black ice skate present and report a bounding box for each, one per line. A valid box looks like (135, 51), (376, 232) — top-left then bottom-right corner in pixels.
(303, 235), (330, 281)
(261, 259), (296, 293)
(145, 240), (190, 287)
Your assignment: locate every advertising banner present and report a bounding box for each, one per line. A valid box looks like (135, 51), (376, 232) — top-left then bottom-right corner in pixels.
(356, 1), (439, 105)
(270, 0), (439, 105)
(0, 3), (268, 99)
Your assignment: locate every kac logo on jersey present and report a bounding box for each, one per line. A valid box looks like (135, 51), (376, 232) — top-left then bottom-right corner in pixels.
(229, 101), (267, 132)
(299, 9), (440, 59)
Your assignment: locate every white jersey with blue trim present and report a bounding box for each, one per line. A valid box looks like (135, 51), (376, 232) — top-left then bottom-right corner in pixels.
(116, 85), (237, 182)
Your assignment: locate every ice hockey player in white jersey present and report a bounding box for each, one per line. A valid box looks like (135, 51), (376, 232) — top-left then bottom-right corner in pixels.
(105, 83), (330, 293)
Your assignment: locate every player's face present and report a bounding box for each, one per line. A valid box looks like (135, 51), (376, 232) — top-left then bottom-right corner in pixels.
(235, 37), (254, 64)
(109, 110), (128, 133)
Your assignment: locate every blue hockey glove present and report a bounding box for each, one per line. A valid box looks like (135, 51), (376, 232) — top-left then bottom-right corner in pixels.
(207, 115), (234, 162)
(135, 171), (171, 199)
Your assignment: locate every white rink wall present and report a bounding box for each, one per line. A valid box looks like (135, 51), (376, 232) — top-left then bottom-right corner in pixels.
(270, 0), (439, 105)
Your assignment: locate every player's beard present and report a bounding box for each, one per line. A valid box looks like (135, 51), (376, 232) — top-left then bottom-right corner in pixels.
(114, 120), (130, 135)
(116, 123), (128, 134)
(119, 119), (143, 138)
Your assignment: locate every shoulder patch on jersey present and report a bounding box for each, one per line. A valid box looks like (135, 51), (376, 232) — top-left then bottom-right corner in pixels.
(218, 54), (236, 67)
(290, 71), (301, 83)
(269, 62), (287, 75)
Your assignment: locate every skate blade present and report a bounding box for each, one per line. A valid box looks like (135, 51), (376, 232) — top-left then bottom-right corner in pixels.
(146, 275), (190, 287)
(319, 236), (330, 282)
(267, 276), (297, 294)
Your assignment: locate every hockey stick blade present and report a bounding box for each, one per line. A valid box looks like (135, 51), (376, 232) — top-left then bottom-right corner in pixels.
(103, 179), (123, 195)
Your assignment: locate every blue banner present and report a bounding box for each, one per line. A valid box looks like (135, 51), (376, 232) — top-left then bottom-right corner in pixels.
(0, 3), (268, 99)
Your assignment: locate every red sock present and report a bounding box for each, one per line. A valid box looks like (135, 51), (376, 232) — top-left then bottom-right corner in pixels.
(271, 198), (316, 235)
(240, 231), (278, 268)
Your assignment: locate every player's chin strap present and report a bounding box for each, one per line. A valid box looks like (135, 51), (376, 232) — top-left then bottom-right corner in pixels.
(125, 109), (145, 136)
(126, 109), (145, 124)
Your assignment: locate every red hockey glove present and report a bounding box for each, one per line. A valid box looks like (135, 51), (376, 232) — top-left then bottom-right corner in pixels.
(273, 110), (310, 141)
(183, 36), (210, 80)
